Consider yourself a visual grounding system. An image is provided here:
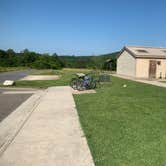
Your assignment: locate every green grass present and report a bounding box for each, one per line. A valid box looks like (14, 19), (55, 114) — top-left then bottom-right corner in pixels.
(31, 69), (61, 75)
(0, 68), (103, 88)
(0, 67), (29, 73)
(14, 69), (92, 88)
(74, 76), (166, 166)
(31, 68), (93, 75)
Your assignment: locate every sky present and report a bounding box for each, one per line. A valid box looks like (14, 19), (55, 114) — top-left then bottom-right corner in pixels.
(0, 0), (166, 55)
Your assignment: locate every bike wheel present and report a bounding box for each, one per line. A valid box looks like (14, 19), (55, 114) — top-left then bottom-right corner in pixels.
(90, 80), (96, 89)
(70, 78), (77, 90)
(76, 79), (85, 91)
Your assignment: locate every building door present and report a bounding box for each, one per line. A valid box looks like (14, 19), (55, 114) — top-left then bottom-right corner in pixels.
(149, 60), (156, 79)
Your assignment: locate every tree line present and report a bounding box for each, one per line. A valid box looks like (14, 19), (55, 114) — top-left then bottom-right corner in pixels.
(0, 49), (63, 69)
(0, 49), (119, 70)
(59, 52), (119, 70)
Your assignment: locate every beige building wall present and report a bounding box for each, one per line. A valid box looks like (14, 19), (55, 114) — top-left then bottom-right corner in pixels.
(135, 59), (149, 78)
(136, 58), (166, 79)
(117, 50), (136, 77)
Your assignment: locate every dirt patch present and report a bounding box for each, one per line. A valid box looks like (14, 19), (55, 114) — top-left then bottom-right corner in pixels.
(20, 75), (60, 81)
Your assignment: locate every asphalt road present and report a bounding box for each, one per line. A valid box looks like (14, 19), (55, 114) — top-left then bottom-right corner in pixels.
(0, 89), (33, 122)
(0, 70), (32, 83)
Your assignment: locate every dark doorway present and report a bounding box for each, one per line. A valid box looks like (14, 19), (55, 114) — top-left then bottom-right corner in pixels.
(149, 60), (156, 79)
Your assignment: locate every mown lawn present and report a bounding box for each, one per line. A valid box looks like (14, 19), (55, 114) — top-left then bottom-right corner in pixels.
(74, 76), (166, 166)
(0, 67), (29, 73)
(14, 69), (92, 88)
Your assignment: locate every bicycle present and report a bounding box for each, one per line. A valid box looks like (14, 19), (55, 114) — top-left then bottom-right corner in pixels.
(70, 73), (99, 91)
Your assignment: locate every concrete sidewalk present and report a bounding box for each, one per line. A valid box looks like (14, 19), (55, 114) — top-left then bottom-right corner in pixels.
(112, 74), (166, 88)
(0, 86), (94, 166)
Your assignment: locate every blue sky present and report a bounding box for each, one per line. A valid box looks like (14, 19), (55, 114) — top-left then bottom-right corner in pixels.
(0, 0), (166, 55)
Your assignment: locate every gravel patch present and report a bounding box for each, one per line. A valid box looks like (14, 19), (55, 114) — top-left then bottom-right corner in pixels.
(20, 75), (60, 81)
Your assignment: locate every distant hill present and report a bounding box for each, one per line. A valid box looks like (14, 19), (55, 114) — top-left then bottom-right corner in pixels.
(59, 51), (120, 70)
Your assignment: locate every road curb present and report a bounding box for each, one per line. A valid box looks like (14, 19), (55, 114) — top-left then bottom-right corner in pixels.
(0, 90), (46, 156)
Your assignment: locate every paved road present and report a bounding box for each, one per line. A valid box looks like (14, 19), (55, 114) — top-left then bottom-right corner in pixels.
(0, 89), (33, 122)
(0, 70), (32, 83)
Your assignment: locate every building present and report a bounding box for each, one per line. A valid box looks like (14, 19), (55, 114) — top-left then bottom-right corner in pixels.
(117, 46), (166, 79)
(105, 58), (113, 70)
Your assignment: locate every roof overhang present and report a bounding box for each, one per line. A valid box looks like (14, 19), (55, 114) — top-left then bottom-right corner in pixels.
(117, 46), (166, 59)
(117, 46), (137, 59)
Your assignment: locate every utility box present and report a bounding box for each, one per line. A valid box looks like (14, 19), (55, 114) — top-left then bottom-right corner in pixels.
(99, 74), (111, 82)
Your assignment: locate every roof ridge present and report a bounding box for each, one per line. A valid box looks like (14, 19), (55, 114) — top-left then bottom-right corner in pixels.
(126, 45), (166, 49)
